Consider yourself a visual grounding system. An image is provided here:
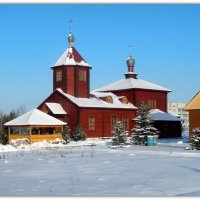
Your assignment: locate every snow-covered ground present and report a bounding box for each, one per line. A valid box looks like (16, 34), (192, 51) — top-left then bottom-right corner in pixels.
(0, 136), (200, 197)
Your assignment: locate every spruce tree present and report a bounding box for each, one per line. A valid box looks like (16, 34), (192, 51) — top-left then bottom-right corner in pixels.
(72, 124), (87, 141)
(62, 124), (71, 144)
(112, 121), (128, 145)
(131, 101), (159, 144)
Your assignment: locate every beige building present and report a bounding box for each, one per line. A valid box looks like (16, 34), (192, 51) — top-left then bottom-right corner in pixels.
(168, 102), (189, 132)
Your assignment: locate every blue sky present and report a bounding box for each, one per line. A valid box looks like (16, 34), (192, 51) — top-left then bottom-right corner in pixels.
(1, 4), (200, 114)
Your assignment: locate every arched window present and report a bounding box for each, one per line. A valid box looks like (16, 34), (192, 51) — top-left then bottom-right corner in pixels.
(106, 96), (113, 103)
(122, 96), (128, 104)
(88, 116), (95, 131)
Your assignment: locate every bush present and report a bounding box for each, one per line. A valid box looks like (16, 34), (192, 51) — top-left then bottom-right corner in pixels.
(10, 138), (29, 147)
(132, 134), (147, 145)
(190, 128), (200, 150)
(62, 125), (71, 144)
(0, 131), (8, 145)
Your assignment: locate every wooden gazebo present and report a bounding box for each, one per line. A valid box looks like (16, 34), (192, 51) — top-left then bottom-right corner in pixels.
(4, 109), (67, 144)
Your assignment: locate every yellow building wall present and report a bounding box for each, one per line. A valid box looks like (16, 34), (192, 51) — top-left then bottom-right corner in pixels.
(189, 110), (200, 136)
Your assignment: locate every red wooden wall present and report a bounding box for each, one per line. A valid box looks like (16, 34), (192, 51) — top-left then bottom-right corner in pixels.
(52, 66), (90, 98)
(109, 89), (168, 112)
(79, 108), (136, 137)
(38, 90), (79, 135)
(38, 90), (136, 138)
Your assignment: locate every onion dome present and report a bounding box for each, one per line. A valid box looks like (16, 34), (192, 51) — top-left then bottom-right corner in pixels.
(126, 56), (135, 67)
(68, 32), (75, 47)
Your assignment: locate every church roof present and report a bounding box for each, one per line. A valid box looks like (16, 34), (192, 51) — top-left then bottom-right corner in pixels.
(57, 88), (137, 110)
(4, 109), (67, 127)
(52, 46), (91, 67)
(94, 78), (171, 92)
(184, 90), (200, 110)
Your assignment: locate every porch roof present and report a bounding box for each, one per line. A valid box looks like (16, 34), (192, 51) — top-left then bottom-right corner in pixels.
(46, 103), (67, 115)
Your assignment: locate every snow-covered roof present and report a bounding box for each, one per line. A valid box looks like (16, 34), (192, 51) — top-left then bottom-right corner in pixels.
(94, 78), (171, 92)
(57, 88), (137, 109)
(4, 109), (67, 127)
(53, 47), (91, 67)
(168, 110), (180, 118)
(91, 91), (121, 98)
(46, 103), (67, 115)
(148, 109), (181, 121)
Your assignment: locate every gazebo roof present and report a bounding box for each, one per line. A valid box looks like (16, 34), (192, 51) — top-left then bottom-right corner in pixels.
(45, 103), (67, 115)
(4, 109), (67, 127)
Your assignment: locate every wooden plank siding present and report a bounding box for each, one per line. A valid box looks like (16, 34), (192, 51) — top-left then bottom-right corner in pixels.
(79, 108), (136, 138)
(103, 89), (168, 112)
(188, 110), (200, 136)
(9, 134), (62, 144)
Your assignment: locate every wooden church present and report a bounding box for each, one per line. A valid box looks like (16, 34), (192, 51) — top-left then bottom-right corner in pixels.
(38, 30), (181, 138)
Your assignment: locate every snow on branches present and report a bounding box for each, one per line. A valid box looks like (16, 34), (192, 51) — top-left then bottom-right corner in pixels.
(72, 124), (87, 142)
(131, 101), (159, 145)
(112, 121), (128, 145)
(190, 128), (200, 150)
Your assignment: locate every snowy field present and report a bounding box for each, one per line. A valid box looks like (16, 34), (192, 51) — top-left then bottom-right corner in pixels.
(0, 136), (200, 197)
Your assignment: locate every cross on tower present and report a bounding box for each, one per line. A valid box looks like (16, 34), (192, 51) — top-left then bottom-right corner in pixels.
(69, 19), (73, 33)
(128, 44), (133, 57)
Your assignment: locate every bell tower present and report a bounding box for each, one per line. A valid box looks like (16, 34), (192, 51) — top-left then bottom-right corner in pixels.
(51, 25), (92, 98)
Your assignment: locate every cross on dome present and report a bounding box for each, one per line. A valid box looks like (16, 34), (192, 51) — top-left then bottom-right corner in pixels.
(124, 44), (137, 79)
(126, 44), (135, 67)
(68, 19), (75, 47)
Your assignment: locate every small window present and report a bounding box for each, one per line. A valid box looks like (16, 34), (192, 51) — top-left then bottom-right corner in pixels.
(88, 116), (95, 131)
(147, 100), (156, 109)
(106, 96), (113, 103)
(122, 96), (128, 104)
(79, 70), (87, 81)
(56, 70), (62, 82)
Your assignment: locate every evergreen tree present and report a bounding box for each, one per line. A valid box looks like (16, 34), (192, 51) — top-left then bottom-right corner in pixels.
(0, 106), (26, 145)
(131, 101), (159, 144)
(112, 121), (128, 145)
(62, 124), (71, 144)
(0, 130), (8, 145)
(189, 128), (200, 150)
(72, 124), (87, 141)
